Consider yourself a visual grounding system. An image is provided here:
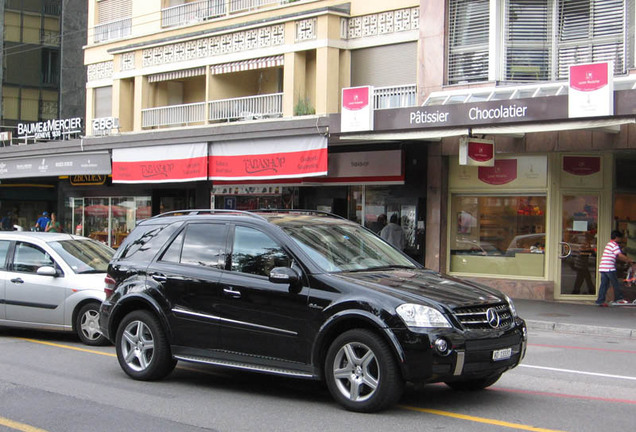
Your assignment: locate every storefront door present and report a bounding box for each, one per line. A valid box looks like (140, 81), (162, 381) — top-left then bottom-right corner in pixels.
(558, 194), (599, 297)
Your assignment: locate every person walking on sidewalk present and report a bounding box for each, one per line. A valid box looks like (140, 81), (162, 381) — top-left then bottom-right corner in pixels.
(595, 230), (633, 306)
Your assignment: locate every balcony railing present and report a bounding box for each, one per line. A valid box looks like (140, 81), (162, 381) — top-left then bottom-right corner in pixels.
(162, 0), (296, 28)
(93, 18), (132, 43)
(142, 102), (206, 128)
(162, 0), (226, 28)
(208, 93), (283, 122)
(374, 84), (417, 110)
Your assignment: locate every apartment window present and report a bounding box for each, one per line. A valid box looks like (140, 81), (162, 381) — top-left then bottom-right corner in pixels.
(94, 86), (112, 118)
(448, 0), (489, 84)
(95, 0), (132, 42)
(451, 0), (633, 84)
(556, 0), (628, 78)
(42, 49), (60, 85)
(504, 0), (550, 81)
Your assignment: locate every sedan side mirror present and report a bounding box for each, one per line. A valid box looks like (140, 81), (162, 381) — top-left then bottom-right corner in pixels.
(36, 266), (58, 277)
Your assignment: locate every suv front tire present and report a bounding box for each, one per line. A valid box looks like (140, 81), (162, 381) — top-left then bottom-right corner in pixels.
(324, 329), (404, 412)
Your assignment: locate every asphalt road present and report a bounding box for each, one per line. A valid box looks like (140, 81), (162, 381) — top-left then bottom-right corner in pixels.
(0, 327), (634, 432)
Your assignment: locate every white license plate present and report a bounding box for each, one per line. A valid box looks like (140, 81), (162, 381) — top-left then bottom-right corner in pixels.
(492, 348), (512, 361)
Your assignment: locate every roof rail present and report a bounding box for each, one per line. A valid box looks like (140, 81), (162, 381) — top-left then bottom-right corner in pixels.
(152, 209), (267, 221)
(255, 209), (349, 221)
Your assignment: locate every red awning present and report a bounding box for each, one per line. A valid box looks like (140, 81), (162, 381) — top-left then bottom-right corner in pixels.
(208, 135), (327, 181)
(112, 143), (208, 183)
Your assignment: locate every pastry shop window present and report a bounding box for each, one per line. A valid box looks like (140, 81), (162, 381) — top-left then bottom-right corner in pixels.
(450, 194), (547, 277)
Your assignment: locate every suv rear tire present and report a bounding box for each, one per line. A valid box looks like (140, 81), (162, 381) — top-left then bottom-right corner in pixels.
(115, 310), (177, 380)
(324, 329), (404, 412)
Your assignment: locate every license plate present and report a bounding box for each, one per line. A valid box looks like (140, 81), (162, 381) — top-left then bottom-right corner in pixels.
(492, 348), (512, 361)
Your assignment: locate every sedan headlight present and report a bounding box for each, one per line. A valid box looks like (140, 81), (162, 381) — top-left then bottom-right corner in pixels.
(396, 304), (451, 328)
(505, 295), (518, 317)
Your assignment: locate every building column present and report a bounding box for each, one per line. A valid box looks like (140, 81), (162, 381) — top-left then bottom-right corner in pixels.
(315, 46), (340, 115)
(133, 75), (149, 131)
(425, 142), (448, 273)
(283, 51), (306, 117)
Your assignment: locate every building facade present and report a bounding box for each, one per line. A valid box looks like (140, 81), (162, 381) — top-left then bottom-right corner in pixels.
(1, 0), (635, 302)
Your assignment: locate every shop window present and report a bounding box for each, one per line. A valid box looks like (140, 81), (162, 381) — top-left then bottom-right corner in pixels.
(66, 196), (151, 249)
(450, 195), (547, 277)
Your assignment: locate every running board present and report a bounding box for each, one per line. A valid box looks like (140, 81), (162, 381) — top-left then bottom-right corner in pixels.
(174, 355), (315, 379)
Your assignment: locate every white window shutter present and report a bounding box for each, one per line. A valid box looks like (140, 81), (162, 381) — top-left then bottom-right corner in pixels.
(448, 0), (490, 84)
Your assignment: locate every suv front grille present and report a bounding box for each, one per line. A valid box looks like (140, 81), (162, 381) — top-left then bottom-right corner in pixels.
(453, 303), (513, 330)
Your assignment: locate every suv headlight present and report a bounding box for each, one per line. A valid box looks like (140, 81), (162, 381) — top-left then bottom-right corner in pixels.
(505, 295), (518, 317)
(396, 304), (451, 328)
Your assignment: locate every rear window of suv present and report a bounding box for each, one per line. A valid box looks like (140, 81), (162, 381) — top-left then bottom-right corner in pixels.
(115, 222), (181, 261)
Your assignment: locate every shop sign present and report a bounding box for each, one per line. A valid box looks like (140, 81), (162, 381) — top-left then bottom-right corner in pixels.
(0, 152), (111, 179)
(17, 117), (82, 142)
(563, 156), (601, 176)
(341, 86), (374, 133)
(569, 62), (613, 118)
(92, 117), (120, 136)
(112, 143), (208, 183)
(372, 96), (568, 132)
(478, 159), (517, 185)
(209, 135), (327, 181)
(320, 150), (403, 184)
(70, 175), (107, 186)
(459, 137), (494, 166)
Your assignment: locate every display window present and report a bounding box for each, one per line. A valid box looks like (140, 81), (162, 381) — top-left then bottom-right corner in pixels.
(65, 196), (151, 248)
(449, 195), (547, 277)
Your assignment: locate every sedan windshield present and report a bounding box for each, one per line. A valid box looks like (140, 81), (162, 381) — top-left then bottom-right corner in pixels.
(281, 222), (417, 272)
(49, 239), (114, 274)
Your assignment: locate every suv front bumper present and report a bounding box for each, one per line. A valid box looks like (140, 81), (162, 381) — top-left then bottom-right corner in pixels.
(393, 318), (527, 383)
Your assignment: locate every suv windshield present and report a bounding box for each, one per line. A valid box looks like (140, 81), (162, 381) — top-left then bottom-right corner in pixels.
(49, 239), (114, 274)
(280, 222), (416, 272)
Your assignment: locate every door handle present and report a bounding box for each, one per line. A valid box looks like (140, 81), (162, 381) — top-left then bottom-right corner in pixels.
(223, 287), (241, 298)
(151, 273), (167, 282)
(10, 278), (24, 284)
(559, 242), (571, 259)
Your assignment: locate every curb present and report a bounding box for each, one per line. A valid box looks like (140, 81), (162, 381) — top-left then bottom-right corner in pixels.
(525, 319), (636, 339)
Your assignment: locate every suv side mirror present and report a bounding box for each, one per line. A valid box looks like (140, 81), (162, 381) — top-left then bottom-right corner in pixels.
(269, 266), (301, 291)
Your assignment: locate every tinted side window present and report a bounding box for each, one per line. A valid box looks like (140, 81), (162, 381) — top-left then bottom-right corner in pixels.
(115, 222), (181, 262)
(231, 226), (290, 277)
(162, 223), (228, 269)
(12, 242), (54, 273)
(0, 240), (10, 270)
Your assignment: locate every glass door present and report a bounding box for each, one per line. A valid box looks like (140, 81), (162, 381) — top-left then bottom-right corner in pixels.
(559, 194), (599, 297)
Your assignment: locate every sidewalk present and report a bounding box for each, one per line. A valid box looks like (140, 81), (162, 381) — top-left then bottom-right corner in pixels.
(514, 298), (636, 339)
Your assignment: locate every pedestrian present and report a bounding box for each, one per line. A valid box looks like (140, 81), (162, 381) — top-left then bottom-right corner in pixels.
(380, 213), (406, 250)
(45, 212), (61, 232)
(34, 211), (50, 232)
(572, 234), (594, 294)
(1, 212), (12, 231)
(375, 213), (387, 234)
(595, 230), (633, 306)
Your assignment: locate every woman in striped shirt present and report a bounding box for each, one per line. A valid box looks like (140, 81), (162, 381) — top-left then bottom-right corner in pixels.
(596, 230), (633, 306)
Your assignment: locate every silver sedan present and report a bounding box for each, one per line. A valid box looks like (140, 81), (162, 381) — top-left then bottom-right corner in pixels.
(0, 232), (114, 345)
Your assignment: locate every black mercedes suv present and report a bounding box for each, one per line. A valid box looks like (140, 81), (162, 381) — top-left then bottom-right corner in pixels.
(99, 210), (527, 412)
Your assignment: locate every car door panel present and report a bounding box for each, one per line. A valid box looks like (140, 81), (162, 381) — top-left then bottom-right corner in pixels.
(0, 240), (10, 319)
(5, 241), (66, 326)
(150, 222), (228, 351)
(216, 225), (312, 365)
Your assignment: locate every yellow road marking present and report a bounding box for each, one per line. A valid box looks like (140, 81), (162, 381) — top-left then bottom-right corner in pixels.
(401, 406), (568, 432)
(17, 338), (116, 357)
(0, 416), (48, 432)
(14, 338), (568, 431)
